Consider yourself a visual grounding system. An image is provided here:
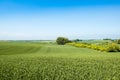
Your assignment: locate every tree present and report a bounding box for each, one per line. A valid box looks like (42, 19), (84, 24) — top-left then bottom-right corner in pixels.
(56, 37), (70, 45)
(73, 39), (82, 42)
(103, 38), (112, 40)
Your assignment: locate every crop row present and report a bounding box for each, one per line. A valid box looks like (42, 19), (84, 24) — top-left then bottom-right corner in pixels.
(0, 56), (120, 80)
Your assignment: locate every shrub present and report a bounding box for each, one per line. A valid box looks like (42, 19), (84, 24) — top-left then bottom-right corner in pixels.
(56, 37), (70, 45)
(106, 43), (120, 52)
(117, 39), (120, 44)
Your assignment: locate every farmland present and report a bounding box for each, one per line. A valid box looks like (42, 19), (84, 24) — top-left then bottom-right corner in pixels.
(0, 41), (120, 80)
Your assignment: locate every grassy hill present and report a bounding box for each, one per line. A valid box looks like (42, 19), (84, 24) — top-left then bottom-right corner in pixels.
(0, 41), (120, 80)
(0, 42), (41, 55)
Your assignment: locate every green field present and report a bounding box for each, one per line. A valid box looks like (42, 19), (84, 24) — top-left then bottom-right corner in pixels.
(0, 41), (120, 80)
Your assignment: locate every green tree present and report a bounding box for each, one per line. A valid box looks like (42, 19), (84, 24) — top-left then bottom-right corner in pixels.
(73, 39), (82, 42)
(56, 37), (70, 45)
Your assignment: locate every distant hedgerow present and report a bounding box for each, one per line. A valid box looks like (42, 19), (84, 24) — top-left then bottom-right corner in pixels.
(67, 42), (120, 52)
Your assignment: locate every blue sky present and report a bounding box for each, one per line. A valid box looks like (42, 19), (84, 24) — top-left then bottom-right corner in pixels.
(0, 0), (120, 40)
